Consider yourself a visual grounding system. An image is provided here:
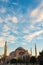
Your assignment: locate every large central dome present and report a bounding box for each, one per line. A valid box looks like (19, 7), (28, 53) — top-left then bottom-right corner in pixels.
(16, 47), (25, 51)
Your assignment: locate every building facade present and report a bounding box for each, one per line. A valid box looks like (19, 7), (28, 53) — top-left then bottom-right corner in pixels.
(9, 47), (30, 60)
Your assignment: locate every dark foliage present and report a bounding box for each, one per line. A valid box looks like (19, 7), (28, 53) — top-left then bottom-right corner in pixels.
(30, 56), (37, 64)
(10, 58), (17, 64)
(38, 50), (43, 65)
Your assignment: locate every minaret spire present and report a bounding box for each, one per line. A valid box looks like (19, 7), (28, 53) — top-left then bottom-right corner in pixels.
(4, 41), (7, 57)
(3, 41), (7, 64)
(30, 47), (32, 56)
(35, 44), (37, 57)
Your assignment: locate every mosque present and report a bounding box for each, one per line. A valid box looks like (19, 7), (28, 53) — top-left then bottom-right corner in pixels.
(1, 41), (37, 63)
(9, 47), (30, 60)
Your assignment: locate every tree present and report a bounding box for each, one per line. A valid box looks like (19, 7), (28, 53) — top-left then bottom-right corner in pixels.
(6, 61), (9, 64)
(38, 50), (43, 65)
(22, 55), (30, 65)
(30, 56), (37, 65)
(10, 58), (17, 65)
(0, 59), (1, 63)
(17, 58), (23, 65)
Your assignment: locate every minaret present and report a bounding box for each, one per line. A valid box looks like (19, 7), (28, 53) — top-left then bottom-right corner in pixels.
(30, 47), (32, 56)
(4, 41), (7, 57)
(3, 41), (7, 64)
(35, 44), (37, 58)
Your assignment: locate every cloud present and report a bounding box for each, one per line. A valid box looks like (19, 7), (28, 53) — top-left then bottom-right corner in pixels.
(2, 32), (10, 37)
(0, 37), (5, 47)
(4, 15), (18, 23)
(12, 2), (18, 6)
(0, 16), (18, 46)
(8, 35), (16, 41)
(36, 11), (43, 22)
(0, 0), (9, 2)
(30, 1), (43, 22)
(23, 28), (29, 33)
(22, 42), (27, 45)
(0, 37), (4, 42)
(0, 35), (17, 47)
(3, 25), (9, 32)
(0, 17), (3, 23)
(29, 25), (35, 29)
(5, 35), (17, 44)
(12, 17), (18, 23)
(0, 42), (5, 47)
(29, 24), (41, 31)
(12, 29), (19, 34)
(30, 8), (39, 18)
(24, 30), (43, 42)
(0, 15), (18, 24)
(0, 7), (6, 13)
(30, 1), (43, 18)
(1, 24), (10, 37)
(37, 36), (43, 40)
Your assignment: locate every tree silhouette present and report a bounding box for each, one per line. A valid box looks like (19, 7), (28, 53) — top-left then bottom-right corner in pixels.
(10, 58), (17, 65)
(0, 59), (1, 63)
(17, 58), (23, 65)
(30, 56), (37, 65)
(38, 50), (43, 65)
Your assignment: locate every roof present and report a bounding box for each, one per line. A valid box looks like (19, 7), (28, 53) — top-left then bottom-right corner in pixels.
(16, 47), (25, 51)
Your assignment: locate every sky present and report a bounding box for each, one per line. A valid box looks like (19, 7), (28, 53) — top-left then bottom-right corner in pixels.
(0, 0), (43, 56)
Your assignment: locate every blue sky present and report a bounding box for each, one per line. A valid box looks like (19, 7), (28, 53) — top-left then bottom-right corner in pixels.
(0, 0), (43, 55)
